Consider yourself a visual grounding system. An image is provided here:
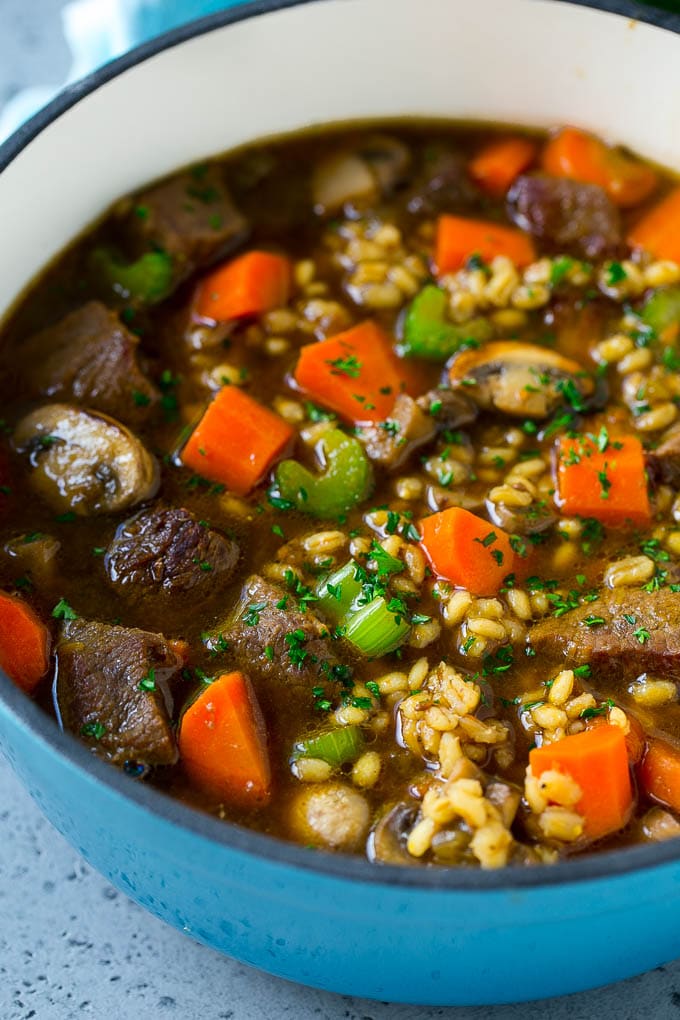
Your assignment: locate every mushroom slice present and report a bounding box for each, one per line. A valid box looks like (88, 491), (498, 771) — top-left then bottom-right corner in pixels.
(14, 403), (159, 516)
(312, 135), (411, 215)
(367, 801), (419, 865)
(448, 341), (594, 419)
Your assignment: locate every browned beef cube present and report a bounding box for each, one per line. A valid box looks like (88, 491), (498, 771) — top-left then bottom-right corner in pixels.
(647, 426), (680, 487)
(529, 588), (680, 675)
(105, 506), (239, 605)
(56, 619), (182, 766)
(221, 575), (343, 689)
(18, 301), (159, 426)
(404, 149), (480, 216)
(507, 173), (622, 259)
(127, 168), (248, 277)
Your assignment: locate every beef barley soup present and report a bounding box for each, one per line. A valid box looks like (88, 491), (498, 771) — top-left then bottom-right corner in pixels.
(3, 121), (680, 868)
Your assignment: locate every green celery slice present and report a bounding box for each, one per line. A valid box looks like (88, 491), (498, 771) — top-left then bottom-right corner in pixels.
(294, 725), (365, 766)
(641, 285), (680, 336)
(399, 285), (492, 360)
(90, 248), (174, 305)
(345, 596), (411, 656)
(273, 429), (373, 519)
(316, 561), (363, 623)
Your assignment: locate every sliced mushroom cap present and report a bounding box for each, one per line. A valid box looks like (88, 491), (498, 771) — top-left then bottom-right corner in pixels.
(312, 134), (411, 215)
(366, 801), (418, 865)
(485, 494), (557, 536)
(448, 341), (594, 419)
(14, 403), (159, 515)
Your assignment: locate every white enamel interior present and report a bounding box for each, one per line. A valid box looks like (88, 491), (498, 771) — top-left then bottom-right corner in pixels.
(1, 0), (679, 315)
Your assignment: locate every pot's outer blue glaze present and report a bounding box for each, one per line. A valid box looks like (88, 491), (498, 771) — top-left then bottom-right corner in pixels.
(3, 0), (680, 1006)
(4, 693), (680, 1005)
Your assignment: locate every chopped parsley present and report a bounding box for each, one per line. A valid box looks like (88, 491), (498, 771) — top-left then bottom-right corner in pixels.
(52, 597), (78, 621)
(327, 355), (361, 378)
(81, 721), (106, 740)
(138, 668), (156, 692)
(243, 601), (268, 626)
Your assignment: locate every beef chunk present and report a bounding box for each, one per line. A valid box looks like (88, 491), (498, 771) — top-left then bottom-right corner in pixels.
(220, 575), (342, 688)
(359, 394), (436, 470)
(18, 302), (159, 426)
(404, 148), (480, 216)
(127, 168), (248, 278)
(647, 426), (680, 487)
(529, 588), (680, 675)
(507, 173), (622, 259)
(56, 619), (182, 766)
(105, 506), (239, 605)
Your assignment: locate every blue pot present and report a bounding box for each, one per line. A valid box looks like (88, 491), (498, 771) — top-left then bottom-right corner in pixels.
(2, 0), (680, 1004)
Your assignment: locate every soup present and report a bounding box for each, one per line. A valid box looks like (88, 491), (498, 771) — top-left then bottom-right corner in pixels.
(2, 121), (680, 868)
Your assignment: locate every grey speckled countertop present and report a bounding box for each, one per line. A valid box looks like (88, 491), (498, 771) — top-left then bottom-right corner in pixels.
(1, 2), (680, 1017)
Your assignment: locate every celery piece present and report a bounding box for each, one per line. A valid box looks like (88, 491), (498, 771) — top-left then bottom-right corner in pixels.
(294, 724), (365, 766)
(90, 248), (174, 305)
(316, 560), (363, 623)
(399, 285), (493, 360)
(273, 429), (373, 519)
(345, 596), (411, 656)
(641, 286), (680, 336)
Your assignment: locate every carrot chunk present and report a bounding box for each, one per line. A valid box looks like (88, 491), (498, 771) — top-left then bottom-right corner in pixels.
(435, 214), (536, 275)
(195, 251), (292, 322)
(555, 434), (651, 527)
(178, 671), (271, 808)
(628, 187), (680, 263)
(293, 320), (411, 425)
(469, 136), (537, 196)
(639, 738), (680, 814)
(530, 725), (633, 841)
(587, 712), (645, 765)
(542, 127), (658, 208)
(182, 385), (294, 495)
(0, 591), (50, 694)
(419, 507), (514, 596)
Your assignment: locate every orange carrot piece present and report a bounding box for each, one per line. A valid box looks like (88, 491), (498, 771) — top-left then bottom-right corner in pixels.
(182, 385), (294, 495)
(530, 724), (633, 841)
(587, 712), (645, 766)
(628, 187), (680, 262)
(178, 671), (271, 808)
(435, 214), (536, 275)
(469, 136), (537, 196)
(195, 251), (292, 322)
(419, 507), (514, 596)
(0, 591), (50, 694)
(639, 738), (680, 813)
(542, 127), (658, 208)
(293, 320), (411, 425)
(555, 434), (651, 527)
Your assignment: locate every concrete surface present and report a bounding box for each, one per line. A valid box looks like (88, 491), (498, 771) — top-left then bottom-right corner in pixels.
(2, 1), (680, 1017)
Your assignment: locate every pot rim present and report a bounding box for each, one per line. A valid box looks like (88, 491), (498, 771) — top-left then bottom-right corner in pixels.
(2, 0), (680, 893)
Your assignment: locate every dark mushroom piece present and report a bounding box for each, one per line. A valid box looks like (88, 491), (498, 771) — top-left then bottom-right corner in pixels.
(13, 403), (159, 516)
(448, 341), (594, 419)
(312, 135), (411, 215)
(366, 801), (419, 865)
(3, 532), (61, 586)
(359, 394), (437, 471)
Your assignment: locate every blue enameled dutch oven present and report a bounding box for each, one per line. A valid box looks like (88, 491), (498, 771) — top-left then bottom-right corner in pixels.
(1, 0), (680, 1004)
